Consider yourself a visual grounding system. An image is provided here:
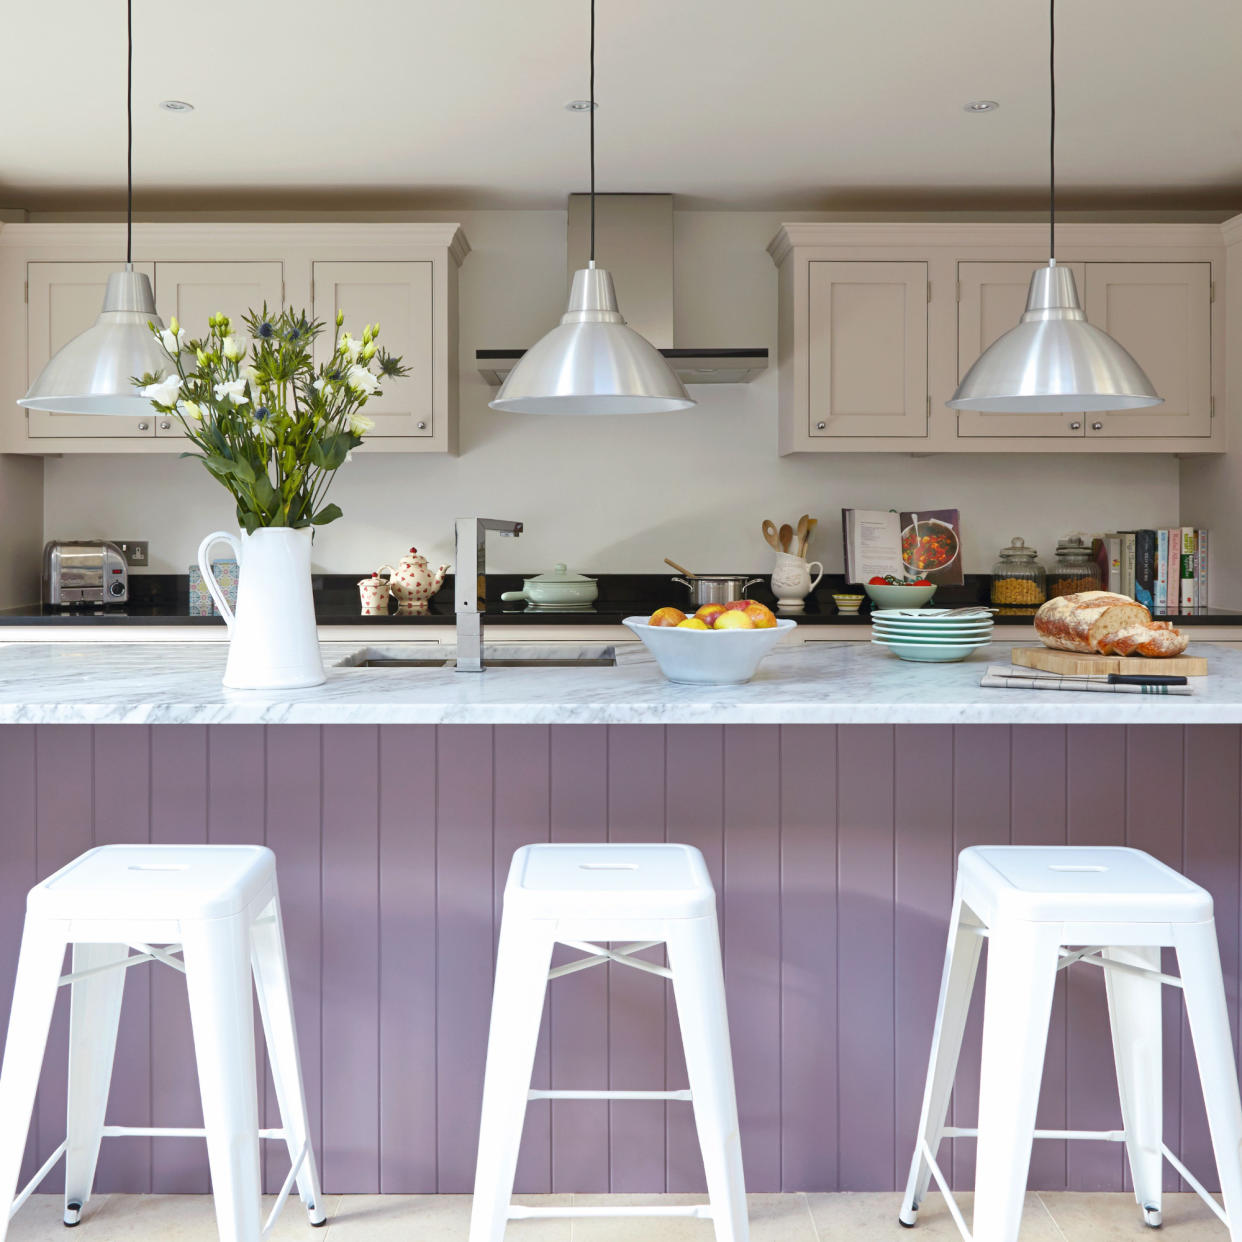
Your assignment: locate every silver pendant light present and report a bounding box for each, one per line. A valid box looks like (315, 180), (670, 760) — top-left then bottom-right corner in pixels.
(489, 0), (694, 415)
(19, 0), (168, 416)
(948, 0), (1161, 414)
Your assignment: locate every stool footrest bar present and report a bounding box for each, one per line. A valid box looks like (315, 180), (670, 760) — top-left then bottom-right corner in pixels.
(528, 1089), (692, 1102)
(1161, 1143), (1230, 1227)
(8, 1141), (66, 1220)
(98, 1126), (287, 1140)
(941, 1126), (1126, 1142)
(509, 1205), (713, 1220)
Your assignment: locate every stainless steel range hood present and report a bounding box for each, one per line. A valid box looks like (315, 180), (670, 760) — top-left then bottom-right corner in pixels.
(476, 194), (767, 387)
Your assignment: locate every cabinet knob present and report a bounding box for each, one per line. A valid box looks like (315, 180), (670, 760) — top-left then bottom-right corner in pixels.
(416, 421), (427, 430)
(159, 420), (171, 431)
(816, 421), (826, 431)
(1091, 421), (1103, 431)
(1069, 421), (1082, 430)
(137, 421), (149, 431)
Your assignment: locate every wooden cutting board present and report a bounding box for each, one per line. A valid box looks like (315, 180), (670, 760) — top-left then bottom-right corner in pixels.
(1012, 645), (1208, 677)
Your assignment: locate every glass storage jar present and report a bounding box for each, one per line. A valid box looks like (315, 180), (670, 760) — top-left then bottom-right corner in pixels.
(991, 537), (1046, 611)
(1048, 535), (1102, 599)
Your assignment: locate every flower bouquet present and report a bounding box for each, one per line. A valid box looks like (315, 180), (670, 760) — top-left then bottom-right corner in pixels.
(133, 307), (408, 690)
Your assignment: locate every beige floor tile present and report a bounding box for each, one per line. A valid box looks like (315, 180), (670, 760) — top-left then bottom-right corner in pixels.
(1037, 1191), (1225, 1240)
(8, 1194), (110, 1240)
(327, 1192), (572, 1241)
(807, 1191), (1064, 1240)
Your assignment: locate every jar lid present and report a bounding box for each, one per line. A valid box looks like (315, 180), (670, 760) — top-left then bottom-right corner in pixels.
(1055, 535), (1094, 559)
(526, 562), (596, 584)
(998, 536), (1038, 561)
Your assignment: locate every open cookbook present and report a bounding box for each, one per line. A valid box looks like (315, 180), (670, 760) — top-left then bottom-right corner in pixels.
(842, 508), (963, 586)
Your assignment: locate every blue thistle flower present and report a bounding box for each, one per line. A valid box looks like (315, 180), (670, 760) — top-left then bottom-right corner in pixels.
(254, 406), (270, 421)
(257, 321), (275, 339)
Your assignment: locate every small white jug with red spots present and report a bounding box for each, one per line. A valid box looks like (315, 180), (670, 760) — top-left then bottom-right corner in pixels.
(378, 547), (449, 615)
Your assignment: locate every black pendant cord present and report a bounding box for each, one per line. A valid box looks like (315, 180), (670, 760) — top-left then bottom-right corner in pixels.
(1049, 0), (1055, 263)
(589, 0), (596, 265)
(126, 0), (133, 266)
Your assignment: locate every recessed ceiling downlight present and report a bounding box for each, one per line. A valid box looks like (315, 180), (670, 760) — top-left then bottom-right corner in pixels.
(963, 100), (999, 112)
(160, 99), (194, 112)
(565, 99), (597, 112)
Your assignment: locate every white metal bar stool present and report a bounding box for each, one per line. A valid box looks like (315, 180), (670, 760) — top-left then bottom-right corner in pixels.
(901, 845), (1242, 1242)
(469, 842), (748, 1242)
(0, 844), (326, 1242)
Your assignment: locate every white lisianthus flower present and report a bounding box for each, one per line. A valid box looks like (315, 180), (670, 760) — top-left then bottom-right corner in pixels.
(181, 400), (203, 422)
(346, 364), (380, 396)
(347, 412), (375, 436)
(158, 327), (187, 354)
(141, 375), (182, 406)
(337, 332), (363, 363)
(222, 334), (246, 362)
(213, 377), (249, 405)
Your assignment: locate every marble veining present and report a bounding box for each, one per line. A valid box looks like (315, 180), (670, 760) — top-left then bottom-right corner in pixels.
(1, 637), (1240, 724)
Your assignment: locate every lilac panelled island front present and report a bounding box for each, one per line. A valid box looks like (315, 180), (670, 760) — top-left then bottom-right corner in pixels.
(0, 722), (1236, 1198)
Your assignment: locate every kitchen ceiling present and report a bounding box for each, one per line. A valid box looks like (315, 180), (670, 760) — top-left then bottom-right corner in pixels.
(3, 0), (1240, 213)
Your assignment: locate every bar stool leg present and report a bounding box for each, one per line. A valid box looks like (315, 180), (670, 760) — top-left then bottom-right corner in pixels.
(971, 921), (1062, 1242)
(182, 918), (263, 1242)
(900, 899), (984, 1227)
(250, 897), (327, 1225)
(666, 917), (749, 1242)
(1173, 920), (1242, 1242)
(468, 918), (557, 1242)
(0, 919), (68, 1242)
(63, 943), (129, 1226)
(1103, 945), (1164, 1228)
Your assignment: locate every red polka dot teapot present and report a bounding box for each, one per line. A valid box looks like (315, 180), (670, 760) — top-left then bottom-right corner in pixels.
(377, 547), (450, 615)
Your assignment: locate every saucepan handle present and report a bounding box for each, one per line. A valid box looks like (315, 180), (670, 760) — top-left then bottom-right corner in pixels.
(198, 531), (241, 630)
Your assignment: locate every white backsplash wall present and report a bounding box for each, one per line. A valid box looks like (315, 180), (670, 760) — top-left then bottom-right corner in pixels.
(42, 208), (1181, 577)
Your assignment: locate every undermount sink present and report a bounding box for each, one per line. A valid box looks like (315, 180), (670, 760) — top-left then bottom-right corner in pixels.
(337, 645), (618, 670)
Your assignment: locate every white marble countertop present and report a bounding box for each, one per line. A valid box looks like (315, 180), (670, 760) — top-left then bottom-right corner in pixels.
(1, 637), (1240, 725)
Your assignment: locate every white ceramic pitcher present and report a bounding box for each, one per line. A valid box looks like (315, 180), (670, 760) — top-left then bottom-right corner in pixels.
(198, 527), (325, 689)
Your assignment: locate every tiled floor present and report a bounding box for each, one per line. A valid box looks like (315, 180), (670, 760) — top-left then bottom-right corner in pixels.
(5, 1191), (1229, 1240)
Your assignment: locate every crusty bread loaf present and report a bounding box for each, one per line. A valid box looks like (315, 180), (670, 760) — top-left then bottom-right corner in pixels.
(1034, 591), (1188, 658)
(1034, 592), (1151, 653)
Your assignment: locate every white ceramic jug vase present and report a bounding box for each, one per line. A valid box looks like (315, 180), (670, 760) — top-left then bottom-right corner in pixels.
(198, 527), (326, 689)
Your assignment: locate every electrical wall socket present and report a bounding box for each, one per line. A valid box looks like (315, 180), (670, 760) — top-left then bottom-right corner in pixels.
(114, 540), (149, 567)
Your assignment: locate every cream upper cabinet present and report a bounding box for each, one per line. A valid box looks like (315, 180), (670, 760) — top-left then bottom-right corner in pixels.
(955, 261), (1088, 438)
(153, 261), (284, 438)
(1082, 262), (1213, 438)
(311, 261), (434, 438)
(25, 261), (157, 440)
(806, 261), (928, 438)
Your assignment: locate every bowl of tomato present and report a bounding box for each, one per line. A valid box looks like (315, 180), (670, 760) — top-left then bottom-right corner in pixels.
(901, 519), (959, 577)
(863, 576), (937, 609)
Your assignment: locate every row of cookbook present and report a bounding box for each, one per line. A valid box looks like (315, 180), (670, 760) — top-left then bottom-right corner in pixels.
(1100, 529), (1209, 613)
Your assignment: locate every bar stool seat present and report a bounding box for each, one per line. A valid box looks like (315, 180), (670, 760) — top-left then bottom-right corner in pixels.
(469, 842), (748, 1242)
(901, 845), (1242, 1242)
(0, 844), (326, 1242)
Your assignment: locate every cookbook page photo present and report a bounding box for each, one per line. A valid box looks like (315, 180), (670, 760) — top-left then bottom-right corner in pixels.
(843, 508), (963, 586)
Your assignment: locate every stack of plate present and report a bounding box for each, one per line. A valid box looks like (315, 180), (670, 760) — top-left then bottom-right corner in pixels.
(870, 607), (994, 663)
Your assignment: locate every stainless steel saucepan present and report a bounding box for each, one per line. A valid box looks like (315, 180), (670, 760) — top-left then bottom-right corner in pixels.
(672, 575), (763, 608)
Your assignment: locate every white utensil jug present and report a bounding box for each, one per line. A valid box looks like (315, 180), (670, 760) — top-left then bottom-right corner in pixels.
(198, 527), (325, 689)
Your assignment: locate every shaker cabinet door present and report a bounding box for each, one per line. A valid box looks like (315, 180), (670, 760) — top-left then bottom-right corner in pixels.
(806, 261), (927, 437)
(1082, 262), (1212, 438)
(25, 261), (158, 439)
(955, 260), (1087, 438)
(153, 261), (284, 437)
(311, 261), (434, 437)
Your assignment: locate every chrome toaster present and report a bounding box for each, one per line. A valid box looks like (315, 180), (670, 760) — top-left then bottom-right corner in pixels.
(42, 541), (129, 606)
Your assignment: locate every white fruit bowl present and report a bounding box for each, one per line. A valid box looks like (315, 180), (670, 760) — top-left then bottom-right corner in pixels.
(623, 617), (797, 685)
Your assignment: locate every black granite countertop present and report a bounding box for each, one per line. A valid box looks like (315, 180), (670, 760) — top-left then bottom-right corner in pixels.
(3, 573), (1239, 627)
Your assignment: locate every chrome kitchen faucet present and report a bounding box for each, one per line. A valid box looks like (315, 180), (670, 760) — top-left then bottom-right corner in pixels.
(454, 518), (523, 672)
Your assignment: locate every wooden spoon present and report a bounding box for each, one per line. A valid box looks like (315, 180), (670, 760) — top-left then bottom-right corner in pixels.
(664, 557), (695, 578)
(778, 523), (794, 553)
(800, 517), (818, 557)
(794, 514), (809, 557)
(762, 520), (782, 552)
